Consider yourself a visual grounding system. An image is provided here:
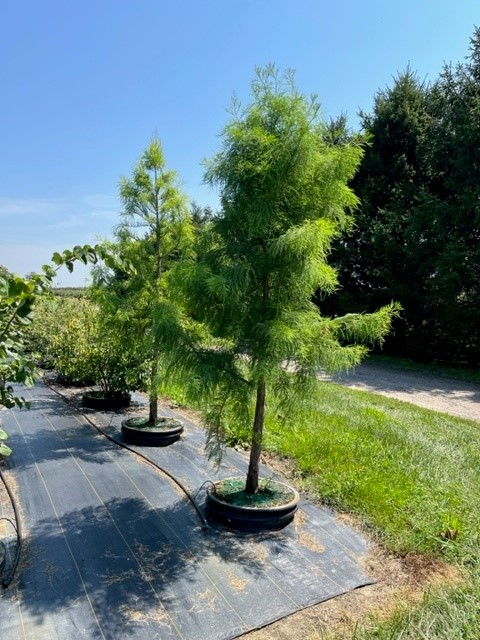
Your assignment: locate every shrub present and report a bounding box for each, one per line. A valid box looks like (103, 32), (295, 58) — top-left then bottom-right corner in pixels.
(27, 296), (147, 393)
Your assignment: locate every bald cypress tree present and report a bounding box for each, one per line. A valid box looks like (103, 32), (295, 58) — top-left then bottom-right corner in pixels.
(95, 138), (193, 424)
(169, 67), (400, 493)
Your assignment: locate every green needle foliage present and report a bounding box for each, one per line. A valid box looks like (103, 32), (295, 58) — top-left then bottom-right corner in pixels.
(93, 137), (193, 424)
(166, 66), (401, 494)
(329, 28), (480, 366)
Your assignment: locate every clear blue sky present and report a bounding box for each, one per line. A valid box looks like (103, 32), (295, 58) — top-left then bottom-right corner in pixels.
(1, 0), (478, 285)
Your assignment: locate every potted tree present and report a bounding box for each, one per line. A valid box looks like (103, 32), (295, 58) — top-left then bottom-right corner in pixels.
(166, 66), (400, 530)
(93, 138), (193, 445)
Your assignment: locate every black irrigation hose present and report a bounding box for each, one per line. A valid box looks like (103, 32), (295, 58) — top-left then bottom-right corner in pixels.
(0, 465), (23, 589)
(43, 378), (210, 531)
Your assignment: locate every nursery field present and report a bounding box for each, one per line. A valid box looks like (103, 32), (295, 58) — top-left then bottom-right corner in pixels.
(0, 380), (373, 640)
(52, 287), (86, 299)
(16, 286), (480, 638)
(1, 359), (479, 638)
(2, 64), (479, 638)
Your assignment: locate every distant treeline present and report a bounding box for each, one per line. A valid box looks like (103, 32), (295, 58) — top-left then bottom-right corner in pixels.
(53, 287), (86, 298)
(324, 27), (480, 367)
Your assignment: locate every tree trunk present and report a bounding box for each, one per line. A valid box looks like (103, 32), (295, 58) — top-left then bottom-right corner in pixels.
(245, 380), (266, 494)
(149, 174), (162, 426)
(148, 357), (158, 424)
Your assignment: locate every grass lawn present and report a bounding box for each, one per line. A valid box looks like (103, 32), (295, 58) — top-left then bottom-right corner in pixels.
(164, 375), (480, 638)
(263, 381), (480, 638)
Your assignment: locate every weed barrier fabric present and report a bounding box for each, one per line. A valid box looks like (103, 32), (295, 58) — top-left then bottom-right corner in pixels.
(0, 382), (373, 640)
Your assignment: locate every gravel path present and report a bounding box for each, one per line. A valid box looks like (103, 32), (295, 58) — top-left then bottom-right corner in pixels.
(324, 363), (480, 423)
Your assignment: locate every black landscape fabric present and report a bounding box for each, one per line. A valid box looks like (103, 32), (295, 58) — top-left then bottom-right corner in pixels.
(0, 381), (373, 640)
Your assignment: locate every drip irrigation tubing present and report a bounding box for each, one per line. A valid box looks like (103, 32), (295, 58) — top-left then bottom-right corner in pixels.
(43, 378), (210, 531)
(0, 465), (22, 589)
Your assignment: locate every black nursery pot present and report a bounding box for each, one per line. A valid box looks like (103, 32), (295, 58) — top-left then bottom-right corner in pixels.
(0, 540), (6, 574)
(205, 478), (300, 531)
(82, 391), (131, 411)
(121, 416), (184, 447)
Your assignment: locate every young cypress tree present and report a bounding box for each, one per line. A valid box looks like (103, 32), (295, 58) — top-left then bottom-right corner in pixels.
(104, 137), (193, 424)
(170, 67), (400, 493)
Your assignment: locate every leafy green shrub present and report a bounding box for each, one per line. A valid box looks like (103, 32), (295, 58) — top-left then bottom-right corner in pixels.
(27, 297), (96, 384)
(0, 426), (12, 457)
(88, 317), (148, 396)
(0, 272), (38, 410)
(28, 296), (147, 393)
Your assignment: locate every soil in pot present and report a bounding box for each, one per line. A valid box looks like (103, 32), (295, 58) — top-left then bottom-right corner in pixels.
(121, 416), (184, 447)
(82, 391), (131, 411)
(205, 477), (299, 531)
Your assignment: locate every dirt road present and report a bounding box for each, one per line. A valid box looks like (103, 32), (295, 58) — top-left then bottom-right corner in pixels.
(324, 363), (480, 423)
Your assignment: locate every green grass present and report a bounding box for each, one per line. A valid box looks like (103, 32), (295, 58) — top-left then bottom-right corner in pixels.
(161, 372), (480, 637)
(261, 381), (480, 639)
(351, 560), (480, 639)
(265, 382), (480, 560)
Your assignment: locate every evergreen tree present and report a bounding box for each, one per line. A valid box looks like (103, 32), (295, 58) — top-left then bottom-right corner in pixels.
(190, 201), (216, 229)
(417, 29), (480, 364)
(94, 138), (193, 423)
(327, 70), (430, 356)
(330, 30), (480, 365)
(169, 67), (400, 493)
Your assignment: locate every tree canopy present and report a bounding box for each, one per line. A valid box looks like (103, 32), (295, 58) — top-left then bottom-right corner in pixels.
(328, 28), (480, 366)
(165, 66), (399, 492)
(92, 137), (193, 423)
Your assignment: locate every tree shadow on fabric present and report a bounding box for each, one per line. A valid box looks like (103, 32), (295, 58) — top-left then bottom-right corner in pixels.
(9, 495), (292, 639)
